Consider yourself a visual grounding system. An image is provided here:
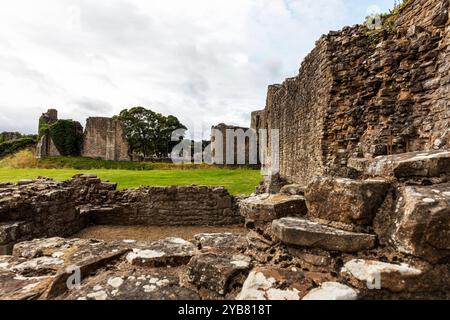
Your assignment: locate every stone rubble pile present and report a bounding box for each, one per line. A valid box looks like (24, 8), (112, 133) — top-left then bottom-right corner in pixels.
(0, 175), (241, 255)
(244, 149), (450, 300)
(0, 149), (448, 300)
(1, 0), (449, 300)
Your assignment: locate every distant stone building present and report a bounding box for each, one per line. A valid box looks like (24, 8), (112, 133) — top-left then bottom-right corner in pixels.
(81, 117), (131, 161)
(210, 123), (258, 166)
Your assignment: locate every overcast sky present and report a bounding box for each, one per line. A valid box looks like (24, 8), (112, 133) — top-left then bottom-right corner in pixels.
(0, 0), (395, 138)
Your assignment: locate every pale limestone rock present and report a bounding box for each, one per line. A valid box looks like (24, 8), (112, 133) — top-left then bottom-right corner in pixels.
(272, 217), (376, 252)
(302, 282), (358, 300)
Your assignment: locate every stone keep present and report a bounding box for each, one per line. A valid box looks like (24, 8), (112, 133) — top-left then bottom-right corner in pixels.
(254, 0), (450, 186)
(81, 117), (131, 161)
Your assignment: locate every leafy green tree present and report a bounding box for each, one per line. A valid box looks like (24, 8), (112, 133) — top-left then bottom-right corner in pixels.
(115, 107), (186, 158)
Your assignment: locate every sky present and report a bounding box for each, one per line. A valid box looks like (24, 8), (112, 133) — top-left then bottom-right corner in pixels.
(0, 0), (396, 138)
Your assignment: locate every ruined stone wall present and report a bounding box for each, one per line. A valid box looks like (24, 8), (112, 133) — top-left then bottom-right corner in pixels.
(395, 0), (448, 29)
(0, 175), (241, 253)
(82, 117), (131, 161)
(393, 0), (450, 150)
(0, 132), (20, 142)
(86, 186), (241, 226)
(36, 109), (61, 158)
(264, 37), (333, 186)
(0, 175), (115, 253)
(250, 110), (265, 133)
(259, 0), (449, 186)
(39, 109), (58, 127)
(36, 134), (61, 158)
(323, 0), (449, 175)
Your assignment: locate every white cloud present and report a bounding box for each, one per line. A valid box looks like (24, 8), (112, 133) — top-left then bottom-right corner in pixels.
(0, 0), (366, 138)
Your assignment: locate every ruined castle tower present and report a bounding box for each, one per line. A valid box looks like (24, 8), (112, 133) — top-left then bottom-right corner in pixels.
(36, 109), (61, 158)
(254, 0), (450, 186)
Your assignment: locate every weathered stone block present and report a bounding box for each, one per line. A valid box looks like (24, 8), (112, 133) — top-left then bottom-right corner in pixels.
(280, 184), (306, 196)
(0, 269), (53, 300)
(126, 238), (196, 267)
(237, 267), (312, 300)
(366, 150), (450, 178)
(305, 177), (390, 226)
(12, 237), (83, 259)
(239, 194), (307, 223)
(375, 183), (450, 263)
(0, 222), (33, 245)
(11, 256), (65, 277)
(2, 237), (132, 300)
(342, 259), (422, 292)
(193, 233), (247, 253)
(272, 217), (376, 252)
(81, 117), (131, 161)
(187, 253), (251, 295)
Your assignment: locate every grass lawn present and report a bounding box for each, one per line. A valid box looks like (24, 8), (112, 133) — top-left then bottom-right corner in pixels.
(0, 168), (262, 195)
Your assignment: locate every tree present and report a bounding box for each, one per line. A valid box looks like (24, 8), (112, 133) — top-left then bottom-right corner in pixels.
(115, 107), (186, 158)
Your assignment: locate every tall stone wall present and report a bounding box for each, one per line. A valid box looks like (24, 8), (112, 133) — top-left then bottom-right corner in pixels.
(393, 0), (450, 151)
(257, 0), (450, 186)
(264, 38), (333, 185)
(82, 117), (131, 161)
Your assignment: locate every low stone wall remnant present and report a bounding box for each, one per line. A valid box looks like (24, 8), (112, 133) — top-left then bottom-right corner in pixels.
(0, 175), (242, 253)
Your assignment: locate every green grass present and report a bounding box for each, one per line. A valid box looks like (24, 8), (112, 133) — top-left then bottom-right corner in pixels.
(0, 168), (262, 195)
(37, 156), (216, 170)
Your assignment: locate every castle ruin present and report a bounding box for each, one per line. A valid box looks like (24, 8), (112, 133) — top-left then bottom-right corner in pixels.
(2, 0), (450, 301)
(210, 123), (258, 166)
(36, 109), (63, 158)
(253, 0), (450, 186)
(36, 109), (131, 161)
(81, 117), (131, 161)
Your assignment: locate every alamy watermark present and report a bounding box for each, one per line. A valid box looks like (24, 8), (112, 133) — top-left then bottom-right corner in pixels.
(66, 265), (81, 290)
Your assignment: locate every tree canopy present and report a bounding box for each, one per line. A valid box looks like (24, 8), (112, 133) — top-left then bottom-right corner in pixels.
(115, 107), (186, 158)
